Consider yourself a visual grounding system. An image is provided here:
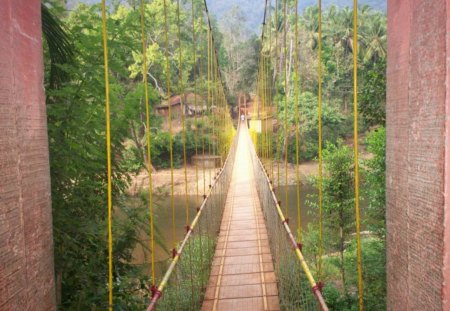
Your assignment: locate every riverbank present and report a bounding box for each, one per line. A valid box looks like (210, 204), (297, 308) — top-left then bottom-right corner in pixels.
(128, 165), (218, 196)
(127, 161), (320, 196)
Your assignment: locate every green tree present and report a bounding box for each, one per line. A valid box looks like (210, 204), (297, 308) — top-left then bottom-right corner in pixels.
(276, 91), (345, 161)
(363, 127), (386, 237)
(321, 141), (355, 294)
(44, 3), (162, 308)
(306, 141), (354, 298)
(359, 59), (386, 126)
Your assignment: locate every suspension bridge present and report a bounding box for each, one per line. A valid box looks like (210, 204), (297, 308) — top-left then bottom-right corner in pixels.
(2, 0), (450, 311)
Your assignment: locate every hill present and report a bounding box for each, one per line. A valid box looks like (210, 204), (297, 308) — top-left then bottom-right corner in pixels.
(206, 0), (386, 34)
(67, 0), (386, 34)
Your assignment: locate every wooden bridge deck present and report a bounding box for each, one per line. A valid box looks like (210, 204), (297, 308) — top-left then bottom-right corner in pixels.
(202, 126), (280, 311)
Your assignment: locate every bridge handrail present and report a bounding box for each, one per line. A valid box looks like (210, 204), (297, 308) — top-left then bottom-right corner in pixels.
(247, 127), (329, 311)
(146, 127), (239, 311)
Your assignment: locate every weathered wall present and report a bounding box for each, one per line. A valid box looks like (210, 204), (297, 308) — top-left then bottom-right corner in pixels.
(387, 0), (449, 309)
(0, 0), (56, 310)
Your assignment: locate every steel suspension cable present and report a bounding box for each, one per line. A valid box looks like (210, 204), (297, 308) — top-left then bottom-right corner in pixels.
(253, 3), (328, 309)
(268, 0), (274, 180)
(262, 52), (268, 164)
(162, 0), (176, 253)
(317, 0), (324, 282)
(275, 0), (280, 196)
(139, 0), (156, 288)
(100, 1), (113, 309)
(196, 6), (206, 290)
(353, 0), (364, 309)
(176, 0), (189, 232)
(283, 0), (289, 220)
(210, 35), (216, 186)
(191, 0), (200, 211)
(203, 25), (209, 197)
(146, 2), (234, 309)
(294, 0), (301, 242)
(207, 28), (211, 187)
(260, 6), (267, 164)
(176, 2), (196, 307)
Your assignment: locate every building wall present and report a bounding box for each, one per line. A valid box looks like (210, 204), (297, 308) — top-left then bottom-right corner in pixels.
(387, 0), (449, 309)
(0, 1), (56, 310)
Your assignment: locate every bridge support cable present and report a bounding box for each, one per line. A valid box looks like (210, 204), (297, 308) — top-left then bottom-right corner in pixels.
(98, 0), (236, 309)
(249, 126), (328, 311)
(283, 0), (289, 222)
(139, 0), (156, 292)
(162, 0), (176, 257)
(267, 1), (274, 181)
(293, 0), (302, 244)
(317, 0), (324, 283)
(252, 1), (328, 310)
(176, 0), (197, 308)
(143, 0), (235, 309)
(146, 135), (237, 310)
(353, 0), (364, 310)
(100, 1), (114, 309)
(274, 0), (281, 198)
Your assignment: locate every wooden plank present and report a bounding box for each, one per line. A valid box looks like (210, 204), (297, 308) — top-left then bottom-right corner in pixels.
(202, 128), (280, 311)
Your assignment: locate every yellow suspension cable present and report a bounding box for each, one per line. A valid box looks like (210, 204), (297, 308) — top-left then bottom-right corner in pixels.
(100, 1), (113, 309)
(176, 2), (196, 307)
(221, 81), (226, 159)
(212, 46), (218, 175)
(275, 0), (280, 196)
(215, 54), (221, 159)
(203, 26), (209, 197)
(294, 0), (301, 242)
(318, 0), (324, 282)
(268, 3), (274, 180)
(211, 43), (216, 185)
(283, 0), (289, 220)
(262, 53), (267, 164)
(208, 39), (213, 186)
(139, 0), (156, 286)
(176, 0), (189, 230)
(265, 52), (269, 164)
(197, 3), (207, 289)
(258, 58), (263, 156)
(260, 54), (264, 161)
(261, 53), (265, 162)
(214, 49), (218, 168)
(353, 1), (364, 309)
(215, 54), (221, 160)
(191, 0), (200, 208)
(162, 0), (176, 251)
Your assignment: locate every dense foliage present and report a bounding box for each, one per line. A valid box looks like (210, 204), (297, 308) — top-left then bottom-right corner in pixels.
(43, 0), (226, 308)
(260, 4), (387, 310)
(305, 132), (386, 310)
(264, 4), (386, 162)
(42, 0), (386, 309)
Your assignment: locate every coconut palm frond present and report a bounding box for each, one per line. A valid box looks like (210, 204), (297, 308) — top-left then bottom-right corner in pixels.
(41, 3), (75, 89)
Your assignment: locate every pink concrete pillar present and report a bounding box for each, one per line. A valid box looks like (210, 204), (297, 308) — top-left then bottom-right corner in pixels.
(0, 1), (56, 310)
(387, 0), (450, 309)
(444, 1), (450, 308)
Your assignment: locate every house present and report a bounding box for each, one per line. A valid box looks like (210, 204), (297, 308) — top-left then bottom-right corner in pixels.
(155, 95), (184, 117)
(155, 93), (207, 117)
(184, 93), (207, 115)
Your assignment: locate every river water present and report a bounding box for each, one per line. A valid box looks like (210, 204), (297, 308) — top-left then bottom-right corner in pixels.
(130, 184), (317, 276)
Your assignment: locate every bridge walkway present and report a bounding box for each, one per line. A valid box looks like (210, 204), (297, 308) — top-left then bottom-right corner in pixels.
(201, 125), (280, 311)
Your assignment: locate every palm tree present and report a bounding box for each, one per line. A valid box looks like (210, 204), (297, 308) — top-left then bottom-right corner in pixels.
(330, 7), (355, 55)
(360, 13), (386, 62)
(41, 2), (75, 89)
(301, 6), (319, 50)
